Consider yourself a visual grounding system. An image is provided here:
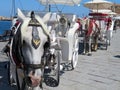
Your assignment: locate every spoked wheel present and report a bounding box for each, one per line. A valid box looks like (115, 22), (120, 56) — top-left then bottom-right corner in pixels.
(44, 50), (60, 87)
(71, 33), (79, 70)
(44, 49), (61, 87)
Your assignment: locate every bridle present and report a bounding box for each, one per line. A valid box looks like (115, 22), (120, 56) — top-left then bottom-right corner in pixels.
(10, 12), (51, 90)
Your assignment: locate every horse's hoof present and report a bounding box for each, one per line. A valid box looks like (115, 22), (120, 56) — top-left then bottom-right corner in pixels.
(82, 53), (86, 55)
(93, 49), (97, 52)
(88, 53), (92, 56)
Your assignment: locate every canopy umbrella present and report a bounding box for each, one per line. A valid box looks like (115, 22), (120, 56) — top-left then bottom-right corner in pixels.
(92, 9), (117, 15)
(113, 16), (120, 20)
(84, 0), (113, 10)
(89, 12), (108, 16)
(38, 0), (81, 6)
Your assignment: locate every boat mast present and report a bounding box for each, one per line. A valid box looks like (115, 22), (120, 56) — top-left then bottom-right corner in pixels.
(45, 0), (51, 12)
(11, 0), (16, 18)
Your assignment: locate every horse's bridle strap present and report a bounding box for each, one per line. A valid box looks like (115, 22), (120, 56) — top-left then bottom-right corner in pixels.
(16, 63), (44, 70)
(24, 64), (44, 70)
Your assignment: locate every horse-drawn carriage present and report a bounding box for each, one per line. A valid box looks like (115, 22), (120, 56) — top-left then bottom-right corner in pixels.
(88, 12), (110, 50)
(81, 12), (112, 55)
(44, 12), (79, 69)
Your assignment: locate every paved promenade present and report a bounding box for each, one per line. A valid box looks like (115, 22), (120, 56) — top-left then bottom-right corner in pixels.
(43, 29), (120, 90)
(0, 29), (120, 90)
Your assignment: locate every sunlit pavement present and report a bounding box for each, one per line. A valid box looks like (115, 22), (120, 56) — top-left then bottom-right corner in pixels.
(0, 30), (120, 90)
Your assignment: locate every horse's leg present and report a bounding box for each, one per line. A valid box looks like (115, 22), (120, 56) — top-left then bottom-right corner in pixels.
(88, 36), (92, 56)
(109, 30), (113, 45)
(93, 36), (98, 51)
(95, 37), (98, 51)
(17, 69), (24, 89)
(106, 30), (110, 46)
(83, 36), (86, 55)
(9, 61), (16, 85)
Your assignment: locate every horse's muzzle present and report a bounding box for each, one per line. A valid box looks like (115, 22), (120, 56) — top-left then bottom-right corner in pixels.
(26, 75), (41, 87)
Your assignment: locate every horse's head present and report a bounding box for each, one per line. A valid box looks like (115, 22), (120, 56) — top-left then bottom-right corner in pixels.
(12, 9), (50, 87)
(81, 17), (100, 36)
(81, 17), (89, 31)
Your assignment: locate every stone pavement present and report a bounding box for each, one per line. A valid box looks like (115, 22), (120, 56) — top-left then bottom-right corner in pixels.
(0, 30), (120, 90)
(43, 29), (120, 90)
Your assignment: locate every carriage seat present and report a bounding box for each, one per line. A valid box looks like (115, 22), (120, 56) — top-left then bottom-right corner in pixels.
(58, 14), (77, 37)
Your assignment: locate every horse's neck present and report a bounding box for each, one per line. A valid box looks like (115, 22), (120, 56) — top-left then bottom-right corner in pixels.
(109, 20), (114, 30)
(82, 18), (88, 30)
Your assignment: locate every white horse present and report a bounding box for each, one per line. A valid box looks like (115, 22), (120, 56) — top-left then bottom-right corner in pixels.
(99, 17), (114, 47)
(106, 17), (115, 45)
(9, 9), (50, 90)
(81, 17), (100, 55)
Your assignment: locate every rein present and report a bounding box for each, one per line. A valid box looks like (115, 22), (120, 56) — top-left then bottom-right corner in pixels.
(24, 64), (44, 70)
(10, 11), (51, 90)
(15, 62), (45, 70)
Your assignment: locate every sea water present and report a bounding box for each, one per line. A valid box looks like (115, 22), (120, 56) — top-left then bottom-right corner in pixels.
(0, 21), (12, 35)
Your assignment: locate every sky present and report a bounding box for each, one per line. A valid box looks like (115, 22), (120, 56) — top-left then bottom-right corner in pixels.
(0, 0), (120, 17)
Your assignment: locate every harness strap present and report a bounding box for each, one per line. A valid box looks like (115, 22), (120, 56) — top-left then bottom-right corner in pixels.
(16, 67), (21, 90)
(87, 20), (93, 36)
(76, 21), (81, 30)
(24, 63), (44, 70)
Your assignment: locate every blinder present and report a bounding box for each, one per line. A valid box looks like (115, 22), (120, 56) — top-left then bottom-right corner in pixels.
(12, 12), (50, 70)
(29, 12), (41, 49)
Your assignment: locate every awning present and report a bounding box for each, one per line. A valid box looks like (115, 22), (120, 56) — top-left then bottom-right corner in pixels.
(89, 13), (108, 16)
(38, 0), (81, 6)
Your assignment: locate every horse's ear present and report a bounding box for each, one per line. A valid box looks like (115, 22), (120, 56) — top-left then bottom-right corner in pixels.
(30, 11), (35, 19)
(17, 8), (26, 19)
(42, 12), (51, 24)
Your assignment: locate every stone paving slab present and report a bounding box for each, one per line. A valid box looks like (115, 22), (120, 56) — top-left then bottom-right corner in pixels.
(0, 30), (120, 90)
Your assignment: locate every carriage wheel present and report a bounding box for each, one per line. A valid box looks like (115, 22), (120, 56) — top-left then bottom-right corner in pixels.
(71, 51), (78, 70)
(71, 33), (79, 70)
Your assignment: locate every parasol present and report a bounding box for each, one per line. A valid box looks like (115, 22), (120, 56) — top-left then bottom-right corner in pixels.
(38, 0), (81, 6)
(84, 0), (113, 10)
(92, 9), (117, 15)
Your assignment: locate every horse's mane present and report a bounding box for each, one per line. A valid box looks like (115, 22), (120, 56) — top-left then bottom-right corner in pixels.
(20, 14), (50, 44)
(80, 17), (90, 30)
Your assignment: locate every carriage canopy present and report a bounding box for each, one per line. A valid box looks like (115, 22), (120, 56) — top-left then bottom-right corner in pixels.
(38, 0), (82, 6)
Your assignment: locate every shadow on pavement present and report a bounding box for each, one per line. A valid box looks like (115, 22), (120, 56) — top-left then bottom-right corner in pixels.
(114, 55), (120, 58)
(0, 61), (16, 90)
